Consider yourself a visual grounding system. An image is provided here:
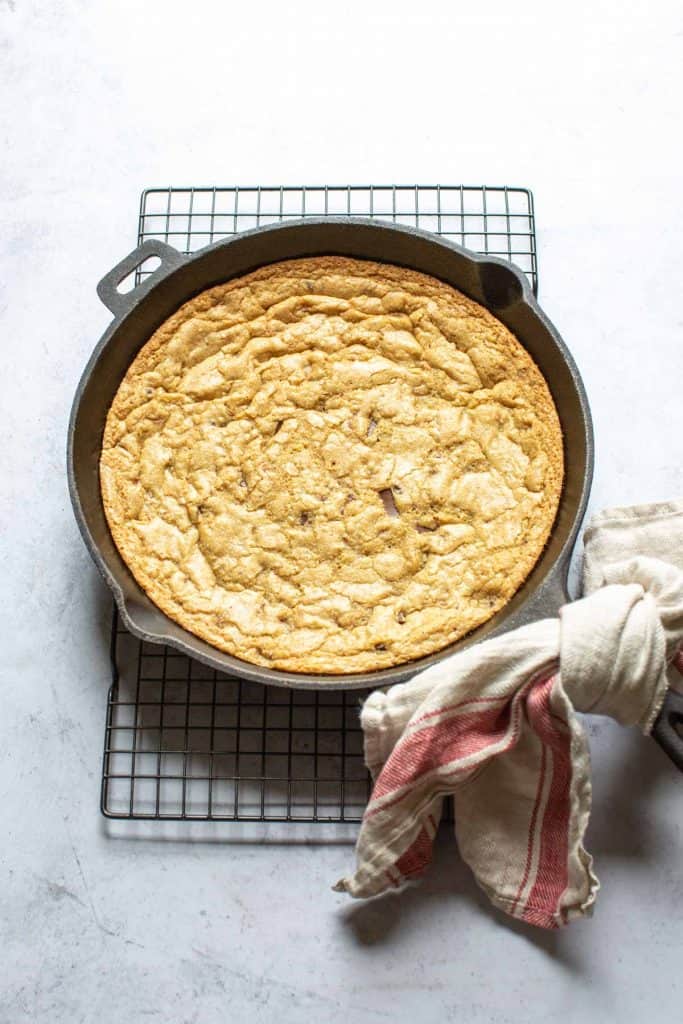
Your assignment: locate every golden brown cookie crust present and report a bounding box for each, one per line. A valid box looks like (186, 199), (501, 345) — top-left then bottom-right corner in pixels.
(100, 256), (563, 673)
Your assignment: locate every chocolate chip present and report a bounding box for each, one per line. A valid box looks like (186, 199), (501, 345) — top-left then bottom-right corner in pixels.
(379, 488), (399, 517)
(396, 610), (406, 624)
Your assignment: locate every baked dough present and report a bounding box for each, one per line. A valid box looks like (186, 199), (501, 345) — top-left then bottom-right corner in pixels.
(100, 257), (563, 673)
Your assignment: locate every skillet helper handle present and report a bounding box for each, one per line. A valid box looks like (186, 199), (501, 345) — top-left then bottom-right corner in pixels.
(652, 689), (683, 771)
(97, 239), (186, 319)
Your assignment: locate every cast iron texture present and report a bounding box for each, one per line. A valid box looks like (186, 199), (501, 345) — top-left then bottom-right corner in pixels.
(69, 218), (593, 690)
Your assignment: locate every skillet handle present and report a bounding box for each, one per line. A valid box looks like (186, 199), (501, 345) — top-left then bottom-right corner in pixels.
(97, 239), (186, 319)
(651, 688), (683, 771)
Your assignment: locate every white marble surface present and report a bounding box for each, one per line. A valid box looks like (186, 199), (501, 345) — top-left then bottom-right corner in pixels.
(2, 1), (683, 1020)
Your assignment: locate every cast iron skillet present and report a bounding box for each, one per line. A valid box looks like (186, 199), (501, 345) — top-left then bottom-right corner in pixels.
(67, 219), (682, 767)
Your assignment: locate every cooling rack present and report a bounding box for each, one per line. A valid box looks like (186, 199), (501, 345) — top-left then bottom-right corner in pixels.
(102, 183), (538, 823)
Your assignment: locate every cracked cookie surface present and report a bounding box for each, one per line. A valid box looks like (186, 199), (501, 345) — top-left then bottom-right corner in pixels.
(100, 256), (563, 673)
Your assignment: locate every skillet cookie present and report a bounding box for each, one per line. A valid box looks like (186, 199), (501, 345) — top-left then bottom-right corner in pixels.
(100, 257), (563, 673)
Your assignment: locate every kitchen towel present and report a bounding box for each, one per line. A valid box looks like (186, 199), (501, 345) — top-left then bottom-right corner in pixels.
(334, 500), (683, 927)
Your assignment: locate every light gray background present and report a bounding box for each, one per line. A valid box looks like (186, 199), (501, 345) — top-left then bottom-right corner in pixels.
(1, 2), (682, 1021)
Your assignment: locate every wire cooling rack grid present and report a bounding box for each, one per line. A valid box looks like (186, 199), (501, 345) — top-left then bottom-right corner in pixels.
(102, 183), (538, 822)
(105, 609), (370, 821)
(134, 184), (537, 294)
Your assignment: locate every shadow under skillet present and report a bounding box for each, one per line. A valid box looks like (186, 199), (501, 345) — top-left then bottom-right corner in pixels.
(102, 619), (372, 834)
(583, 716), (680, 863)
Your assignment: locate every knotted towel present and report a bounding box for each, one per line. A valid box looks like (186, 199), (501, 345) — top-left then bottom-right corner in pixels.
(334, 500), (683, 928)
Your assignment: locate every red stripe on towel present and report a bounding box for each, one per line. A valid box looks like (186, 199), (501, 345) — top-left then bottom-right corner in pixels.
(370, 703), (512, 802)
(395, 827), (434, 881)
(521, 674), (571, 928)
(509, 741), (548, 918)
